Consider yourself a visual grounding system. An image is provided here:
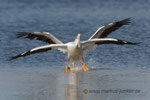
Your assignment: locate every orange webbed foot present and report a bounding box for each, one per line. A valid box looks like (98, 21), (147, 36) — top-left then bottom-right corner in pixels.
(64, 66), (70, 73)
(82, 63), (88, 71)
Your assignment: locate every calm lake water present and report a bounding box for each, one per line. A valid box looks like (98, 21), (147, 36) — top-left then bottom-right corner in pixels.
(0, 0), (150, 100)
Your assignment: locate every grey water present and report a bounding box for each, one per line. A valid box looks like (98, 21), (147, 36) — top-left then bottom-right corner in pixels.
(0, 0), (150, 100)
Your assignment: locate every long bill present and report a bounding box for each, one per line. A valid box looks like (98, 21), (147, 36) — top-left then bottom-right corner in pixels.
(77, 34), (81, 48)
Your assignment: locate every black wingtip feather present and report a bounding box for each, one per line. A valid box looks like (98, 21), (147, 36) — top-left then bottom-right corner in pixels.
(8, 47), (51, 61)
(131, 42), (141, 45)
(117, 39), (140, 45)
(8, 55), (20, 61)
(120, 18), (131, 25)
(8, 50), (31, 61)
(16, 32), (28, 38)
(16, 32), (56, 44)
(126, 42), (139, 45)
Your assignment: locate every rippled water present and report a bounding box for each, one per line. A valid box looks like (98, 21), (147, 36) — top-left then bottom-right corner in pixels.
(0, 0), (150, 100)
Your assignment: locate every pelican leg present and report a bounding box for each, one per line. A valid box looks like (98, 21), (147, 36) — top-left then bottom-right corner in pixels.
(64, 59), (70, 73)
(72, 63), (75, 68)
(81, 57), (88, 71)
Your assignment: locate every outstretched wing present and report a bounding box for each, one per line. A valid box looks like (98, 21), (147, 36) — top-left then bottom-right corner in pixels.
(82, 38), (138, 53)
(89, 18), (131, 40)
(17, 32), (63, 44)
(9, 44), (67, 60)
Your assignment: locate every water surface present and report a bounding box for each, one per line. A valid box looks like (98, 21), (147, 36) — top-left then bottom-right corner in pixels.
(0, 0), (150, 100)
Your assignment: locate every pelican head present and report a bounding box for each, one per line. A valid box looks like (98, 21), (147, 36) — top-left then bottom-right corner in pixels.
(75, 34), (81, 48)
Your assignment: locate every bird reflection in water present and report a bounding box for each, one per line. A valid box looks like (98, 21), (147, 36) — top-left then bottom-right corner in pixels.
(65, 67), (88, 100)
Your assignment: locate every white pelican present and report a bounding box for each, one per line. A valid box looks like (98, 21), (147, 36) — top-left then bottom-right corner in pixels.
(10, 18), (138, 73)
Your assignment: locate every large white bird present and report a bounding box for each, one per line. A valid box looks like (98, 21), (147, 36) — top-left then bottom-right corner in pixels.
(10, 18), (138, 73)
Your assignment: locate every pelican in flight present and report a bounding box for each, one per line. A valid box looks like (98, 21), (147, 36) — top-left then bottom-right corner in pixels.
(10, 18), (138, 73)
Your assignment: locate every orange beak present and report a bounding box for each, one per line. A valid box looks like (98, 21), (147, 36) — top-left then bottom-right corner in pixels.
(77, 34), (80, 48)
